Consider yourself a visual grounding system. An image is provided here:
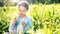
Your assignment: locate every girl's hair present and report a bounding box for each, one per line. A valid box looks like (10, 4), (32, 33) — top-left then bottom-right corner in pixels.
(17, 1), (29, 10)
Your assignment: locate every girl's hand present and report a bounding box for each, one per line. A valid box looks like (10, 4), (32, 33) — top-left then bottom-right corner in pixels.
(22, 21), (26, 27)
(13, 18), (17, 25)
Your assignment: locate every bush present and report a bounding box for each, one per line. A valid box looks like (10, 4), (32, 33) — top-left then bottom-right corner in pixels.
(0, 4), (60, 34)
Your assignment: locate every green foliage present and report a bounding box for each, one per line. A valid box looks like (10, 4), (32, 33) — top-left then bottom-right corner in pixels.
(30, 4), (60, 34)
(0, 6), (17, 34)
(0, 4), (60, 34)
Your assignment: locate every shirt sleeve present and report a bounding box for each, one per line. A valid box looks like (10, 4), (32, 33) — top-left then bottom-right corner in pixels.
(9, 17), (14, 32)
(9, 16), (18, 32)
(24, 18), (32, 30)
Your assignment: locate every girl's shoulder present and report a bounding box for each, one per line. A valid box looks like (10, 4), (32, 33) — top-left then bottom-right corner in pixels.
(26, 16), (32, 20)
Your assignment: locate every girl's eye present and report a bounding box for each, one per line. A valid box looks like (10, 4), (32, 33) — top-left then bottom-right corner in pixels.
(19, 10), (26, 12)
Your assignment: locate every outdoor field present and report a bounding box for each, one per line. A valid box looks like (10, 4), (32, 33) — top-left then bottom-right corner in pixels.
(0, 0), (60, 34)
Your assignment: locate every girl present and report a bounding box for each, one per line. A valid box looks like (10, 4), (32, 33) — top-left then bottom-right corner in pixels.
(9, 1), (32, 34)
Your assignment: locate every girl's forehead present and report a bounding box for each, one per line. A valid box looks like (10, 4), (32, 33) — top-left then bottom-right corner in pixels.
(18, 6), (25, 8)
(18, 6), (26, 10)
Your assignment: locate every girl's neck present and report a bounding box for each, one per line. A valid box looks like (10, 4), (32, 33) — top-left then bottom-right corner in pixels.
(19, 14), (26, 18)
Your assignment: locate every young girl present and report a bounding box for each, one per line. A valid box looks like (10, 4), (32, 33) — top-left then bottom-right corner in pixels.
(9, 1), (32, 34)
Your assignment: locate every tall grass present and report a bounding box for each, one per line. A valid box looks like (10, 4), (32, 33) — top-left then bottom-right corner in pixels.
(0, 4), (60, 34)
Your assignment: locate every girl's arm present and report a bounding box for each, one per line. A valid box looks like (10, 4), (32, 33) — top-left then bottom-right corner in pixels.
(9, 17), (17, 33)
(24, 18), (32, 30)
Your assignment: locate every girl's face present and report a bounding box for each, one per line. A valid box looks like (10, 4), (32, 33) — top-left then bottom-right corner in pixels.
(18, 6), (27, 15)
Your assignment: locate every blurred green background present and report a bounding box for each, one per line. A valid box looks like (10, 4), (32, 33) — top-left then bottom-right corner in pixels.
(0, 0), (60, 34)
